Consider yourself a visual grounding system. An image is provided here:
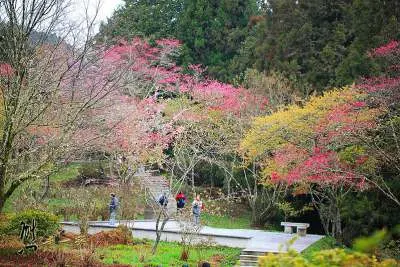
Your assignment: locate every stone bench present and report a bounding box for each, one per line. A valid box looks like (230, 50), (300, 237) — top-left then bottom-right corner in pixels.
(281, 222), (310, 236)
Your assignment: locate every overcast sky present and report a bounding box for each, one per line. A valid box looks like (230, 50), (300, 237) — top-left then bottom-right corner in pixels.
(71, 0), (124, 33)
(97, 0), (123, 24)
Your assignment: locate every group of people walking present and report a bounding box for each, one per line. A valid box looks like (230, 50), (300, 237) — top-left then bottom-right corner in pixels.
(160, 191), (204, 225)
(108, 191), (204, 225)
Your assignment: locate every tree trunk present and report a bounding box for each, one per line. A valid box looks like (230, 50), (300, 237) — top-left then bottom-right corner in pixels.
(333, 203), (343, 243)
(191, 167), (194, 191)
(39, 175), (50, 201)
(223, 171), (231, 198)
(250, 197), (257, 225)
(0, 166), (8, 213)
(228, 180), (231, 197)
(0, 192), (5, 213)
(152, 208), (169, 254)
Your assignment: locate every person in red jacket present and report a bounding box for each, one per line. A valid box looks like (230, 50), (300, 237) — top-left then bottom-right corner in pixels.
(175, 191), (186, 213)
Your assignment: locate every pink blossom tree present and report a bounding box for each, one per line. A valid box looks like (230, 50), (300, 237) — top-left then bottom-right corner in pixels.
(73, 38), (268, 180)
(0, 0), (134, 212)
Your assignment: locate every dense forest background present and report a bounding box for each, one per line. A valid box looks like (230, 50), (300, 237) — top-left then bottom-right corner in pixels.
(98, 0), (400, 93)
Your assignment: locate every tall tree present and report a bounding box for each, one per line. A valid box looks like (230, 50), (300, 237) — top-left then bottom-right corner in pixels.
(98, 0), (184, 41)
(177, 0), (258, 81)
(240, 86), (389, 240)
(0, 0), (124, 212)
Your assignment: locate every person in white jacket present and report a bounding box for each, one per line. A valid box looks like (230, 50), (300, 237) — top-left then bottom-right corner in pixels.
(192, 194), (203, 225)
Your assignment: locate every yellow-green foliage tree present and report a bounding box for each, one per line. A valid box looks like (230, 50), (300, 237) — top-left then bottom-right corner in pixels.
(240, 86), (385, 239)
(240, 87), (375, 161)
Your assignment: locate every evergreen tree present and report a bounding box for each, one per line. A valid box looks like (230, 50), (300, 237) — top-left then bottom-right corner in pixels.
(176, 0), (258, 81)
(98, 0), (184, 40)
(231, 0), (400, 93)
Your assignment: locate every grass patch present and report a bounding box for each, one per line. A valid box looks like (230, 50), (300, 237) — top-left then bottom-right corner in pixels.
(47, 198), (70, 208)
(202, 212), (252, 229)
(97, 241), (241, 266)
(2, 163), (81, 213)
(2, 196), (16, 214)
(301, 236), (339, 259)
(136, 214), (145, 220)
(51, 163), (81, 183)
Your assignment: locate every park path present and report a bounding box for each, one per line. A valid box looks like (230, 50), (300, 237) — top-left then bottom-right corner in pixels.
(123, 220), (323, 253)
(135, 168), (170, 199)
(135, 168), (179, 218)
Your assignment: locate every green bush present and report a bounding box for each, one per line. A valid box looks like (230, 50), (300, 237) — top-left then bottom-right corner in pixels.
(78, 162), (106, 180)
(301, 236), (338, 259)
(7, 210), (59, 239)
(259, 249), (398, 267)
(353, 227), (400, 260)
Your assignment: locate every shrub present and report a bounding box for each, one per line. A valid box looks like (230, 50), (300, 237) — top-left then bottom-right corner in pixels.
(7, 210), (59, 239)
(0, 213), (12, 235)
(63, 162), (107, 187)
(0, 234), (24, 256)
(258, 249), (399, 267)
(353, 227), (400, 261)
(88, 225), (133, 247)
(78, 162), (106, 181)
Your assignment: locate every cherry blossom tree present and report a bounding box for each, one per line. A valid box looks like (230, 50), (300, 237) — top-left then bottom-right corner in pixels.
(0, 0), (130, 212)
(74, 38), (268, 179)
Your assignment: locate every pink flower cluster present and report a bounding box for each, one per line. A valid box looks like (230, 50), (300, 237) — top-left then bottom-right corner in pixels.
(271, 145), (366, 188)
(101, 38), (268, 114)
(0, 63), (13, 77)
(358, 76), (400, 93)
(369, 40), (399, 57)
(357, 76), (400, 107)
(60, 37), (269, 162)
(315, 99), (377, 147)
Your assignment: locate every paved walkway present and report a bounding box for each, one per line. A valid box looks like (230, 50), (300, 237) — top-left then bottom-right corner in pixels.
(62, 220), (324, 253)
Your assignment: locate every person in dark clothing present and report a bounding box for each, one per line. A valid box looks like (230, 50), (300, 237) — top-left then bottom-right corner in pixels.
(109, 193), (119, 225)
(158, 192), (168, 208)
